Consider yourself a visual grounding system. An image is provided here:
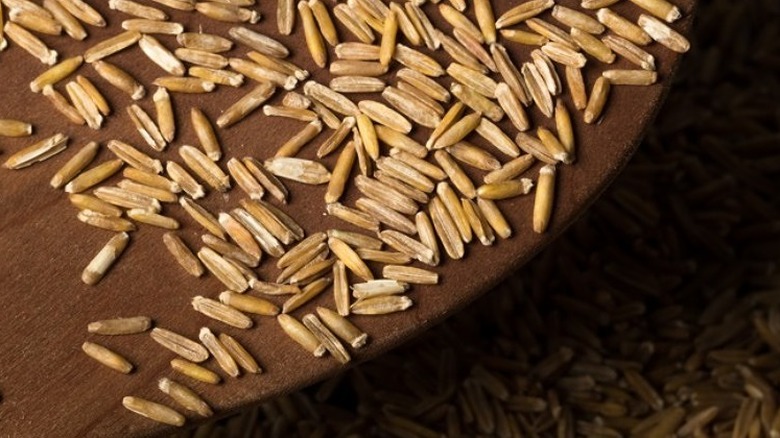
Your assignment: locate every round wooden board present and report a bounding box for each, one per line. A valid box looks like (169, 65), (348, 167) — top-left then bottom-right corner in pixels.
(0, 0), (696, 436)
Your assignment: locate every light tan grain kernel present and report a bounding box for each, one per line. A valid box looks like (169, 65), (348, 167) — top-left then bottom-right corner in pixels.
(448, 63), (498, 98)
(495, 83), (530, 132)
(434, 30), (486, 73)
(483, 155), (535, 184)
(335, 42), (380, 60)
(288, 261), (334, 289)
(199, 327), (240, 377)
(350, 0), (385, 28)
(304, 81), (360, 116)
(500, 29), (548, 45)
(275, 119), (323, 157)
(109, 0), (165, 19)
(521, 62), (554, 117)
(431, 111), (480, 150)
(495, 0), (553, 29)
(218, 333), (261, 374)
(532, 49), (562, 96)
(3, 0), (52, 19)
(72, 78), (108, 119)
(356, 175), (418, 215)
(192, 296), (253, 329)
(169, 163), (205, 199)
(158, 378), (212, 418)
(245, 199), (303, 241)
(389, 2), (419, 46)
(276, 232), (326, 269)
(3, 132), (67, 170)
(88, 316), (151, 335)
(454, 28), (497, 72)
(514, 132), (557, 164)
(429, 196), (465, 259)
(107, 139), (161, 174)
(81, 232), (130, 285)
(385, 265), (439, 286)
(375, 125), (427, 157)
(542, 42), (588, 68)
(66, 81), (102, 129)
(302, 314), (351, 364)
(358, 196), (418, 234)
(477, 178), (534, 200)
(308, 0), (338, 46)
(82, 342), (132, 373)
(29, 56), (81, 93)
(4, 20), (57, 64)
(358, 249), (412, 264)
(491, 43), (531, 103)
(241, 159), (290, 203)
(405, 2), (438, 50)
(477, 198), (511, 238)
(219, 291), (278, 316)
(328, 230), (381, 251)
(603, 34), (656, 70)
(188, 67), (243, 88)
(316, 307), (367, 348)
(469, 0), (496, 43)
(122, 397), (184, 427)
(56, 0), (104, 25)
(630, 0), (681, 22)
(121, 19), (183, 34)
(263, 105), (318, 122)
(283, 92), (311, 110)
(581, 0), (621, 8)
(0, 119), (31, 137)
(41, 85), (84, 125)
(637, 14), (690, 52)
(448, 141), (500, 172)
(376, 156), (435, 193)
(379, 230), (436, 265)
(333, 3), (374, 44)
(584, 76), (611, 124)
(328, 260), (350, 316)
(351, 295), (413, 315)
(263, 157), (330, 185)
(42, 0), (86, 40)
(124, 168), (178, 195)
(328, 237), (374, 281)
(462, 198), (495, 245)
(128, 209), (179, 229)
(437, 182), (472, 242)
(177, 32), (232, 52)
(64, 159), (123, 193)
(83, 30), (139, 63)
(179, 145), (230, 191)
(252, 281), (300, 296)
(527, 18), (577, 49)
(218, 212), (262, 261)
(277, 0), (294, 34)
(602, 69), (658, 85)
(163, 233), (204, 277)
(49, 141), (97, 189)
(153, 77), (215, 94)
(77, 210), (135, 232)
(69, 194), (122, 217)
(552, 5), (605, 34)
(174, 48), (226, 69)
(298, 1), (327, 67)
(393, 44), (445, 76)
(93, 60), (145, 99)
(198, 247), (249, 292)
(570, 28), (615, 64)
(328, 76), (385, 96)
(378, 9), (398, 66)
(397, 69), (449, 104)
(202, 233), (258, 268)
(277, 314), (326, 357)
(476, 119), (521, 160)
(310, 100), (342, 129)
(450, 83), (504, 122)
(196, 2), (259, 23)
(415, 210), (440, 265)
(93, 186), (161, 211)
(225, 162), (262, 202)
(382, 86), (442, 128)
(353, 115), (377, 160)
(229, 57), (297, 89)
(597, 8), (652, 45)
(565, 66), (588, 110)
(324, 142), (356, 204)
(217, 83), (275, 128)
(537, 126), (572, 164)
(555, 100), (575, 156)
(170, 358), (220, 384)
(183, 110), (220, 162)
(127, 104), (165, 150)
(231, 207), (284, 258)
(438, 4), (481, 43)
(318, 118), (355, 159)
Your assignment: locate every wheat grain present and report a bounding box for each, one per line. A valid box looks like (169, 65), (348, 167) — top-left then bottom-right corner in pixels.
(242, 158), (289, 204)
(29, 56), (81, 93)
(528, 18), (578, 50)
(93, 60), (145, 99)
(325, 142), (356, 204)
(357, 249), (412, 264)
(477, 198), (511, 238)
(453, 28), (497, 72)
(533, 164), (556, 233)
(170, 358), (220, 384)
(84, 30), (139, 63)
(277, 0), (294, 34)
(351, 295), (413, 315)
(199, 327), (240, 377)
(319, 117), (356, 159)
(263, 105), (318, 121)
(303, 314), (351, 364)
(109, 0), (166, 20)
(405, 2), (438, 50)
(429, 196), (465, 259)
(379, 8), (398, 66)
(495, 0), (554, 29)
(276, 241), (327, 282)
(602, 34), (656, 70)
(0, 119), (31, 137)
(42, 85), (85, 125)
(537, 126), (572, 163)
(393, 44), (445, 76)
(375, 126), (427, 158)
(462, 198), (495, 245)
(597, 8), (652, 45)
(219, 333), (261, 374)
(450, 83), (504, 122)
(163, 232), (204, 277)
(127, 209), (179, 229)
(264, 157), (331, 185)
(3, 132), (68, 170)
(193, 296), (253, 329)
(484, 155), (536, 184)
(275, 119), (323, 157)
(232, 207), (285, 257)
(80, 232), (130, 285)
(602, 69), (658, 85)
(439, 4), (483, 44)
(638, 14), (690, 53)
(56, 0), (105, 26)
(552, 5), (605, 34)
(179, 145), (230, 191)
(168, 163), (204, 199)
(308, 0), (338, 47)
(584, 76), (611, 124)
(333, 3), (374, 44)
(277, 314), (326, 357)
(316, 307), (368, 348)
(542, 42), (588, 68)
(198, 247), (250, 292)
(64, 159), (123, 193)
(196, 2), (259, 23)
(82, 342), (133, 373)
(93, 186), (161, 212)
(159, 378), (213, 417)
(356, 197), (418, 235)
(376, 156), (435, 193)
(229, 57), (297, 89)
(379, 230), (436, 265)
(298, 1), (327, 67)
(202, 233), (258, 267)
(122, 19), (183, 34)
(148, 0), (193, 11)
(415, 211), (440, 265)
(42, 0), (86, 40)
(219, 291), (279, 316)
(500, 28), (548, 45)
(630, 0), (681, 22)
(77, 210), (135, 231)
(436, 30), (487, 74)
(153, 77), (215, 93)
(126, 104), (165, 150)
(69, 194), (123, 217)
(437, 182), (473, 242)
(88, 316), (151, 335)
(304, 81), (360, 116)
(4, 20), (57, 64)
(352, 279), (409, 299)
(177, 32), (233, 52)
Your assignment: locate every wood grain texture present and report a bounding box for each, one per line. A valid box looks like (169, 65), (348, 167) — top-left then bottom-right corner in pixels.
(0, 0), (696, 436)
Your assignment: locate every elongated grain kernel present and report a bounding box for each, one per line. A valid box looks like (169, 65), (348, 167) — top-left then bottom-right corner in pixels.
(198, 247), (249, 292)
(383, 265), (438, 284)
(356, 197), (417, 235)
(175, 48), (227, 69)
(570, 28), (615, 63)
(82, 342), (132, 373)
(43, 0), (86, 40)
(439, 3), (482, 44)
(603, 69), (658, 85)
(63, 81), (101, 129)
(304, 81), (359, 116)
(521, 62), (553, 117)
(356, 174), (418, 215)
(4, 21), (57, 64)
(158, 378), (212, 417)
(462, 198), (494, 245)
(397, 68), (450, 103)
(477, 179), (534, 200)
(450, 83), (504, 122)
(221, 211), (266, 260)
(199, 327), (240, 377)
(415, 210), (440, 265)
(542, 42), (587, 68)
(153, 77), (215, 94)
(49, 141), (97, 189)
(177, 32), (232, 52)
(88, 316), (151, 335)
(431, 111), (480, 150)
(325, 142), (356, 204)
(170, 358), (220, 384)
(107, 139), (162, 173)
(84, 30), (139, 63)
(81, 232), (130, 285)
(447, 63), (498, 98)
(73, 76), (109, 118)
(477, 198), (511, 238)
(329, 237), (374, 281)
(248, 199), (303, 241)
(637, 14), (690, 53)
(448, 141), (500, 171)
(303, 314), (351, 364)
(429, 196), (464, 259)
(122, 19), (183, 35)
(528, 18), (577, 49)
(584, 76), (611, 124)
(127, 209), (179, 229)
(77, 210), (135, 232)
(351, 295), (413, 315)
(472, 0), (496, 43)
(69, 194), (123, 217)
(0, 119), (31, 137)
(218, 82), (276, 128)
(379, 9), (398, 66)
(93, 186), (160, 211)
(196, 2), (259, 23)
(219, 291), (278, 316)
(389, 2), (420, 46)
(353, 130), (373, 177)
(330, 260), (350, 316)
(189, 67), (244, 88)
(263, 105), (318, 121)
(109, 0), (166, 20)
(93, 60), (145, 100)
(327, 202), (380, 231)
(163, 233), (204, 277)
(437, 182), (472, 242)
(275, 119), (323, 157)
(379, 230), (436, 265)
(179, 145), (230, 191)
(308, 0), (337, 47)
(376, 156), (434, 192)
(265, 157), (331, 184)
(193, 296), (253, 329)
(333, 3), (374, 44)
(532, 49), (562, 95)
(278, 314), (326, 357)
(122, 397), (183, 427)
(42, 85), (84, 125)
(597, 8), (651, 45)
(603, 34), (656, 70)
(202, 233), (257, 268)
(219, 333), (261, 374)
(565, 66), (588, 111)
(276, 232), (326, 269)
(230, 57), (297, 89)
(126, 104), (164, 150)
(629, 0), (681, 22)
(382, 86), (441, 128)
(316, 307), (367, 348)
(434, 150), (477, 198)
(64, 159), (123, 193)
(375, 126), (427, 157)
(484, 155), (536, 184)
(537, 126), (572, 164)
(495, 0), (554, 29)
(277, 0), (294, 34)
(405, 2), (438, 50)
(552, 5), (605, 34)
(491, 43), (531, 104)
(393, 44), (444, 77)
(495, 83), (530, 133)
(500, 28), (548, 46)
(57, 0), (105, 26)
(30, 56), (81, 93)
(298, 1), (327, 67)
(169, 163), (205, 199)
